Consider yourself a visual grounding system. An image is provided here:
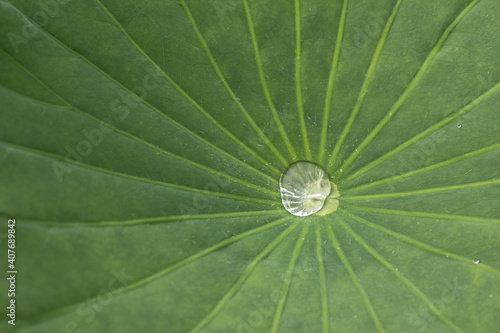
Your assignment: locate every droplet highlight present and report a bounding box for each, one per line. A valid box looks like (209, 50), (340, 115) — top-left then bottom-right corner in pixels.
(473, 259), (480, 264)
(279, 162), (331, 216)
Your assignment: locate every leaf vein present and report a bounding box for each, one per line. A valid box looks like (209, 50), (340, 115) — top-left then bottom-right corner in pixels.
(343, 142), (500, 193)
(243, 0), (298, 161)
(337, 0), (482, 177)
(179, 0), (289, 167)
(0, 140), (279, 205)
(271, 223), (310, 333)
(28, 215), (294, 323)
(294, 0), (311, 160)
(345, 212), (500, 277)
(188, 222), (300, 333)
(324, 218), (385, 333)
(0, 48), (278, 198)
(318, 0), (349, 164)
(327, 0), (404, 172)
(338, 217), (464, 333)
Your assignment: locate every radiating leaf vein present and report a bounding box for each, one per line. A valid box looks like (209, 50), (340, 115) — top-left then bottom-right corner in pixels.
(318, 0), (349, 164)
(0, 141), (279, 205)
(188, 222), (300, 333)
(338, 217), (464, 333)
(327, 0), (404, 172)
(28, 215), (294, 323)
(344, 212), (500, 277)
(179, 0), (289, 167)
(243, 0), (297, 161)
(324, 218), (384, 333)
(271, 223), (310, 333)
(315, 223), (329, 333)
(344, 178), (500, 200)
(344, 204), (500, 225)
(343, 142), (500, 194)
(0, 47), (278, 198)
(337, 0), (482, 177)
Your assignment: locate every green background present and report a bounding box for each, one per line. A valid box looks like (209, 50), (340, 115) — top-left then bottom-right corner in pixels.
(0, 0), (499, 332)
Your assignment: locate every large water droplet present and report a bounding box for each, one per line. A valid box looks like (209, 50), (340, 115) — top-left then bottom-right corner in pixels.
(280, 162), (331, 216)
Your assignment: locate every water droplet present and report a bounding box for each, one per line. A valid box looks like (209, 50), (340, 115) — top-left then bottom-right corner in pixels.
(457, 124), (462, 128)
(473, 259), (480, 264)
(280, 162), (331, 216)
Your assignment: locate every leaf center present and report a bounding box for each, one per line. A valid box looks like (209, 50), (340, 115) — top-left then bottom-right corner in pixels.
(279, 161), (339, 216)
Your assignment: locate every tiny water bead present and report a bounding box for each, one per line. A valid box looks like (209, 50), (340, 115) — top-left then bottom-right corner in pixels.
(280, 161), (339, 216)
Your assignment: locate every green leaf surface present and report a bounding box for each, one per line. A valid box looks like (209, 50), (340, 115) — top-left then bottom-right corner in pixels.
(0, 0), (499, 332)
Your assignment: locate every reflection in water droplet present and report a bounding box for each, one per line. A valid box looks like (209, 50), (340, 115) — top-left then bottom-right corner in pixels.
(457, 124), (462, 128)
(280, 162), (331, 216)
(473, 259), (480, 264)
